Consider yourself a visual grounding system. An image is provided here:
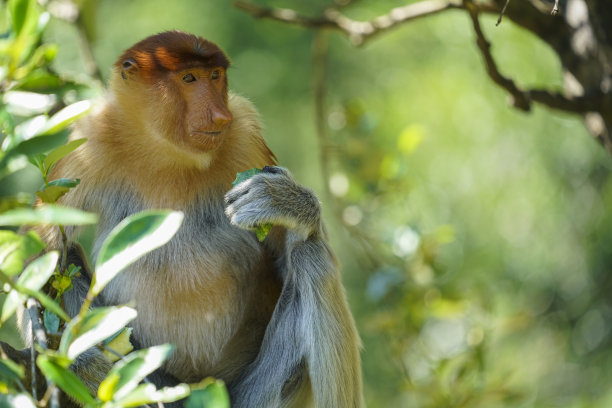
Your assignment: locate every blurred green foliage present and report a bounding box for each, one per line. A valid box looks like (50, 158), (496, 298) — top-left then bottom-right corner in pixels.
(2, 0), (612, 407)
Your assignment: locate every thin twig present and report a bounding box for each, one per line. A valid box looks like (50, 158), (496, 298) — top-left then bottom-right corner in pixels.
(496, 0), (512, 26)
(26, 298), (59, 408)
(552, 0), (560, 16)
(465, 0), (531, 111)
(59, 225), (68, 273)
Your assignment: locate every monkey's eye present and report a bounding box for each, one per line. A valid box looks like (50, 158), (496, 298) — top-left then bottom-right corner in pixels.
(211, 70), (220, 80)
(182, 73), (196, 83)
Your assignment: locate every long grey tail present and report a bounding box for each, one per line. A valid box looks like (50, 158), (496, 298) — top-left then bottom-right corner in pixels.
(229, 238), (363, 407)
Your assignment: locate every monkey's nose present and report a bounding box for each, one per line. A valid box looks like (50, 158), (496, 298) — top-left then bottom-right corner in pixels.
(212, 108), (233, 128)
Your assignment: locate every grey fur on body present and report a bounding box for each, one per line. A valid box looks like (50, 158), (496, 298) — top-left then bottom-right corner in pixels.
(19, 98), (363, 407)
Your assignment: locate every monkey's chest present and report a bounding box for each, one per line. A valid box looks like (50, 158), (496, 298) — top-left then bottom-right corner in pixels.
(101, 221), (266, 381)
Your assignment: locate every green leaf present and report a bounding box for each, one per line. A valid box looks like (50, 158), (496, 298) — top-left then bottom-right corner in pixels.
(0, 251), (58, 323)
(0, 353), (25, 383)
(231, 167), (262, 188)
(61, 305), (137, 360)
(186, 378), (230, 408)
(15, 69), (61, 92)
(0, 205), (98, 226)
(18, 286), (70, 322)
(98, 344), (175, 401)
(0, 393), (37, 408)
(0, 230), (44, 277)
(255, 223), (273, 242)
(112, 383), (190, 407)
(39, 101), (91, 137)
(0, 193), (35, 213)
(37, 355), (96, 406)
(43, 139), (86, 173)
(0, 289), (24, 324)
(48, 178), (80, 189)
(43, 308), (60, 332)
(9, 0), (37, 36)
(0, 131), (68, 174)
(36, 185), (69, 204)
(92, 211), (183, 296)
(0, 108), (15, 136)
(16, 250), (58, 291)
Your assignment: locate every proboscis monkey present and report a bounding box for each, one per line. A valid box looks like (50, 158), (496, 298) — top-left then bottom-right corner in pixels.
(18, 31), (363, 407)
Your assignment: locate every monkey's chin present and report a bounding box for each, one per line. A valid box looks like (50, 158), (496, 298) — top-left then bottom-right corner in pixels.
(188, 131), (224, 152)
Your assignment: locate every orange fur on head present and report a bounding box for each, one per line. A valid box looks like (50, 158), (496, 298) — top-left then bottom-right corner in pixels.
(115, 31), (230, 82)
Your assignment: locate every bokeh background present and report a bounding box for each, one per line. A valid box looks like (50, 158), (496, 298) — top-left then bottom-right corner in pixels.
(2, 1), (612, 407)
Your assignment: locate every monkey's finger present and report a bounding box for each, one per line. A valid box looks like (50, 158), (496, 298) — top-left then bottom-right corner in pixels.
(225, 177), (257, 204)
(226, 202), (273, 229)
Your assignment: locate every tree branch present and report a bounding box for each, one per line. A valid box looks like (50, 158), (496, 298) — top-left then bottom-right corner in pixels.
(235, 0), (474, 45)
(465, 0), (532, 111)
(465, 1), (606, 115)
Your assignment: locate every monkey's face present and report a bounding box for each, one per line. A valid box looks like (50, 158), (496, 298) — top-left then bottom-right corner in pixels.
(113, 31), (234, 157)
(172, 66), (233, 152)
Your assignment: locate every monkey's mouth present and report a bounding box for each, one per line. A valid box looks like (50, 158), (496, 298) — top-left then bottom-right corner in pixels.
(189, 130), (225, 151)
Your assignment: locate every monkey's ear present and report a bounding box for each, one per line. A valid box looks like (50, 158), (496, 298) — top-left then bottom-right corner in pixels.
(121, 58), (137, 80)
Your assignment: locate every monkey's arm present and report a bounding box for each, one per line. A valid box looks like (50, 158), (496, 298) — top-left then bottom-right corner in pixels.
(225, 166), (363, 408)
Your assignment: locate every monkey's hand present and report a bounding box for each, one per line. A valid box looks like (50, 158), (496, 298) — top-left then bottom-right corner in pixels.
(225, 166), (322, 241)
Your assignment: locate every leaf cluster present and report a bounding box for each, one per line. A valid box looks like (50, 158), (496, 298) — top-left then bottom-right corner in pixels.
(0, 1), (229, 407)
